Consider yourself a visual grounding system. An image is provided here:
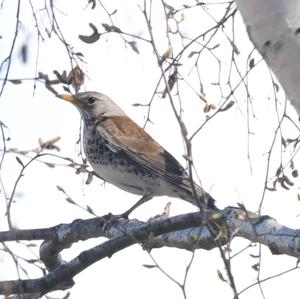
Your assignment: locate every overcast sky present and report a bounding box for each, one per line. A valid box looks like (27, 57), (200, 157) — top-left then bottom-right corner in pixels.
(0, 1), (300, 298)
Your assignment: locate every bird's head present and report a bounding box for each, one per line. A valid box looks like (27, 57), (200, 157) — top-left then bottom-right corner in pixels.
(57, 91), (127, 119)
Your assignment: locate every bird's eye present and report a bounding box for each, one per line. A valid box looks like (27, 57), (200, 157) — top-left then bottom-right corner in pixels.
(87, 97), (96, 105)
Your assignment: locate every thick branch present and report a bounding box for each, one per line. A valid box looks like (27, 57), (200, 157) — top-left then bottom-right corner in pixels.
(0, 207), (300, 296)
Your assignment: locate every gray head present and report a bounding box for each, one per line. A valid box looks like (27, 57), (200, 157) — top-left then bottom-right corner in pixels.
(57, 91), (127, 118)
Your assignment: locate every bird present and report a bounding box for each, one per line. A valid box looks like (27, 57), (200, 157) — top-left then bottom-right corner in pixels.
(57, 91), (217, 217)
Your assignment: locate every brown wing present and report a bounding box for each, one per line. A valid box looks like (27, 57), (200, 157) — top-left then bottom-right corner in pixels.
(98, 115), (217, 209)
(99, 116), (186, 180)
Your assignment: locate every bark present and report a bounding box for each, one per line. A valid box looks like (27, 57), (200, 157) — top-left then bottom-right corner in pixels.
(235, 0), (300, 114)
(0, 207), (300, 296)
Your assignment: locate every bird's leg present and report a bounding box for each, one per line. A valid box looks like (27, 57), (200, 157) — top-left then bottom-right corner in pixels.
(120, 195), (153, 218)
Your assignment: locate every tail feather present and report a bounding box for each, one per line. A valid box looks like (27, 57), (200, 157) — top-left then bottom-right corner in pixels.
(179, 180), (218, 210)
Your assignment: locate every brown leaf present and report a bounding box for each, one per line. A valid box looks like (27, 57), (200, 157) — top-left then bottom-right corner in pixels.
(252, 263), (260, 271)
(128, 41), (139, 54)
(283, 175), (294, 187)
(142, 264), (157, 269)
(16, 156), (24, 167)
(65, 197), (75, 205)
(180, 120), (188, 137)
(20, 44), (28, 63)
(230, 40), (240, 55)
(9, 79), (22, 84)
(159, 46), (173, 65)
(85, 172), (93, 185)
(86, 205), (95, 215)
(188, 51), (198, 58)
(292, 169), (298, 177)
(67, 66), (85, 93)
(102, 23), (122, 33)
(217, 270), (227, 282)
(219, 100), (234, 112)
(249, 58), (255, 69)
(203, 104), (210, 113)
(56, 185), (65, 193)
(79, 23), (101, 43)
(162, 70), (177, 98)
(88, 0), (96, 9)
(182, 154), (192, 162)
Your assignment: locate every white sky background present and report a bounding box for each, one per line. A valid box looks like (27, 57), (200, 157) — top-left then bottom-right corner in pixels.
(0, 0), (300, 298)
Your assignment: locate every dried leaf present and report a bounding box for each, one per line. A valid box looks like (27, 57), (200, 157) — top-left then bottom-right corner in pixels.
(45, 162), (55, 168)
(9, 79), (22, 84)
(67, 66), (85, 92)
(63, 86), (71, 93)
(53, 70), (68, 83)
(110, 9), (118, 16)
(188, 51), (198, 58)
(65, 197), (75, 205)
(182, 154), (192, 162)
(180, 121), (188, 137)
(203, 104), (210, 113)
(128, 41), (139, 54)
(159, 46), (173, 65)
(86, 205), (95, 215)
(142, 264), (157, 269)
(230, 40), (240, 55)
(219, 100), (234, 112)
(292, 169), (298, 177)
(275, 166), (282, 176)
(88, 0), (96, 9)
(75, 52), (84, 58)
(79, 23), (101, 44)
(85, 172), (93, 184)
(27, 259), (39, 264)
(56, 185), (65, 193)
(249, 58), (255, 69)
(217, 270), (227, 282)
(16, 156), (24, 167)
(102, 23), (122, 33)
(162, 70), (177, 98)
(283, 175), (294, 187)
(20, 44), (28, 63)
(252, 263), (260, 271)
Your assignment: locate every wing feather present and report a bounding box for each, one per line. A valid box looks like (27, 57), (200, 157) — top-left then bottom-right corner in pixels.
(99, 116), (187, 184)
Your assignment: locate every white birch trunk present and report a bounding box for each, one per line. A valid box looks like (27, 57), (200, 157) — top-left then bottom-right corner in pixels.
(235, 0), (300, 115)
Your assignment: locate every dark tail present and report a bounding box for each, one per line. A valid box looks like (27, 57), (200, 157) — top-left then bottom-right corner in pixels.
(189, 183), (219, 211)
(205, 193), (219, 210)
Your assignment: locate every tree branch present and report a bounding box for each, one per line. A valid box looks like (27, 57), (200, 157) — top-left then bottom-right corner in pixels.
(0, 207), (300, 296)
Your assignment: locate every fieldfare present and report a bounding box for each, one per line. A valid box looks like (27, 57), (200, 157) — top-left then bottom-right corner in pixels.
(57, 91), (217, 217)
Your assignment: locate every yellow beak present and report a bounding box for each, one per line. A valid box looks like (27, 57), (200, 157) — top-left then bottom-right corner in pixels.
(56, 94), (77, 103)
